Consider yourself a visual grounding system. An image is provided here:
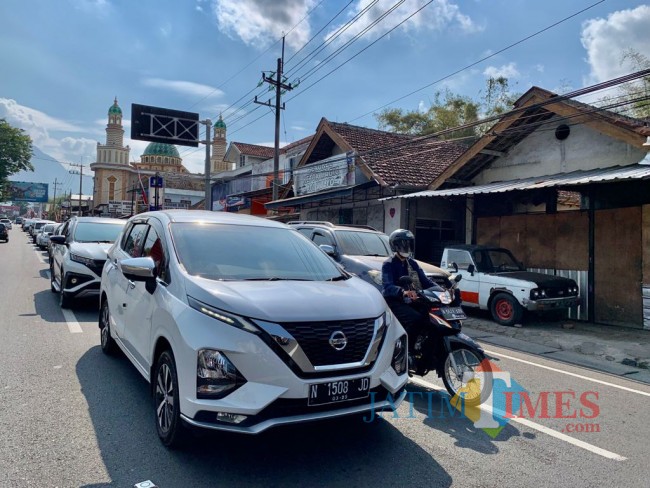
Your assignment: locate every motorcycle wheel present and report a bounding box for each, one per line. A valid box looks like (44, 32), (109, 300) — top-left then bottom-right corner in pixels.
(442, 346), (492, 406)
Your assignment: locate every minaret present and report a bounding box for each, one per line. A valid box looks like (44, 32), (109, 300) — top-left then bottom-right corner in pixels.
(211, 114), (229, 173)
(106, 97), (124, 147)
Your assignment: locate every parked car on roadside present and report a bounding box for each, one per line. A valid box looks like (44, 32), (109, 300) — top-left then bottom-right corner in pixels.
(99, 210), (408, 447)
(15, 217), (23, 225)
(0, 218), (13, 230)
(30, 220), (55, 243)
(0, 223), (8, 243)
(440, 245), (580, 326)
(47, 223), (64, 259)
(50, 217), (126, 308)
(36, 223), (57, 250)
(287, 221), (450, 288)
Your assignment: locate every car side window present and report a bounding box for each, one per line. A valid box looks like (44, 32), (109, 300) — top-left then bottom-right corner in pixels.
(313, 231), (334, 247)
(123, 223), (148, 258)
(60, 221), (70, 239)
(296, 228), (312, 238)
(142, 226), (167, 282)
(447, 250), (473, 270)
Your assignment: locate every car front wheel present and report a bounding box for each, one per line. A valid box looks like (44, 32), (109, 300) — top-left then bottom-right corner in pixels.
(490, 292), (523, 326)
(154, 350), (186, 448)
(99, 300), (117, 355)
(59, 269), (72, 308)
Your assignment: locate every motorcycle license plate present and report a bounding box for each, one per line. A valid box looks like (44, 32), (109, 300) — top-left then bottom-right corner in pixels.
(440, 306), (467, 320)
(308, 377), (370, 406)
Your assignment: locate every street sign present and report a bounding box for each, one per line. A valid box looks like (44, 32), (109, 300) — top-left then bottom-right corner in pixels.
(8, 181), (49, 202)
(149, 176), (164, 188)
(131, 104), (199, 147)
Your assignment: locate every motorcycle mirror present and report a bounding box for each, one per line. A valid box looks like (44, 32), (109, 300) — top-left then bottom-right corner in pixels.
(398, 276), (413, 286)
(454, 274), (462, 283)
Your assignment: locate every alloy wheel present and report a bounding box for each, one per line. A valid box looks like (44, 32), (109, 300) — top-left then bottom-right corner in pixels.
(155, 363), (174, 435)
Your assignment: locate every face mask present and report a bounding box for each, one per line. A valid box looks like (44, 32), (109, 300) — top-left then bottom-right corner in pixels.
(398, 251), (410, 258)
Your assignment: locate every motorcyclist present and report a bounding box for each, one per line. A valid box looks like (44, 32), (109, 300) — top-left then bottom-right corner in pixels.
(381, 229), (434, 341)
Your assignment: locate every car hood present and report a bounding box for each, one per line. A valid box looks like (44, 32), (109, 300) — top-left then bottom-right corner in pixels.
(184, 275), (386, 322)
(487, 271), (576, 288)
(341, 255), (449, 277)
(68, 242), (112, 260)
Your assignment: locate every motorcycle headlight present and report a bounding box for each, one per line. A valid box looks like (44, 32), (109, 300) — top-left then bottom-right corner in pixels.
(197, 349), (247, 399)
(439, 291), (453, 305)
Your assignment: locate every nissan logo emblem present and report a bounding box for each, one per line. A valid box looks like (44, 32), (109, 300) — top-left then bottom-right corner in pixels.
(329, 331), (348, 351)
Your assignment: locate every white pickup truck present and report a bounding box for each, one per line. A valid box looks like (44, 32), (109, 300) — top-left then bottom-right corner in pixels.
(440, 245), (580, 326)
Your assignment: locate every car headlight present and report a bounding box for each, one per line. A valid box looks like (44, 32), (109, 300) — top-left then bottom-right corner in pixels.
(530, 288), (547, 299)
(188, 296), (259, 334)
(70, 253), (95, 266)
(367, 269), (383, 285)
(391, 334), (408, 375)
(197, 349), (247, 399)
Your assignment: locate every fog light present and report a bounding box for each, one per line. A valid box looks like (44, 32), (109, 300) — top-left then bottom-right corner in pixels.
(216, 412), (247, 424)
(70, 277), (78, 285)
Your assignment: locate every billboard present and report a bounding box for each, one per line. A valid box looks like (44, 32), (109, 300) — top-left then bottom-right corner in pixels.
(131, 104), (199, 148)
(8, 181), (49, 202)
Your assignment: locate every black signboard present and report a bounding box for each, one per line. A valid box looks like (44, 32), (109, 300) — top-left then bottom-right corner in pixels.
(131, 104), (199, 147)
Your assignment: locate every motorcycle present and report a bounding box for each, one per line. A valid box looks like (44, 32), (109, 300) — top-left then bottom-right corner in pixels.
(399, 275), (492, 404)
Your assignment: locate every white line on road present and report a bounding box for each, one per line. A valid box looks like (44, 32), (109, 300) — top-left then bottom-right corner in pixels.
(484, 349), (650, 397)
(61, 308), (83, 333)
(408, 376), (627, 462)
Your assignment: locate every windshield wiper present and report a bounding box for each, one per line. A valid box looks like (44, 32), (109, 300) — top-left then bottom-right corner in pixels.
(244, 277), (312, 281)
(362, 253), (383, 257)
(328, 275), (348, 281)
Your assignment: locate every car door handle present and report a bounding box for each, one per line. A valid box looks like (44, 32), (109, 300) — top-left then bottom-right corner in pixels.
(128, 280), (136, 289)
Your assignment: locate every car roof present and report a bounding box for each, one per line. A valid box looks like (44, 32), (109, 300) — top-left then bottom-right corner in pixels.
(446, 244), (509, 252)
(70, 217), (125, 224)
(287, 221), (381, 233)
(133, 210), (288, 229)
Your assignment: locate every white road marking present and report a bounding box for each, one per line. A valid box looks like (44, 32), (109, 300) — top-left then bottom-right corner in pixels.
(484, 349), (650, 398)
(35, 251), (48, 265)
(61, 308), (83, 334)
(409, 376), (627, 461)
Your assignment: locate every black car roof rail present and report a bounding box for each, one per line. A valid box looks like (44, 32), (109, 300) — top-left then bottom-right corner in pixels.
(287, 221), (335, 227)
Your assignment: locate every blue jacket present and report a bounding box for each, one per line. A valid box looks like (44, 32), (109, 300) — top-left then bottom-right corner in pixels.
(382, 255), (434, 299)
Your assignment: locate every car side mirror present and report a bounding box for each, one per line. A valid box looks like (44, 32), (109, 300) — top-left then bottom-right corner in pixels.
(49, 235), (66, 245)
(467, 264), (475, 276)
(119, 257), (157, 294)
(451, 262), (459, 273)
(319, 244), (337, 258)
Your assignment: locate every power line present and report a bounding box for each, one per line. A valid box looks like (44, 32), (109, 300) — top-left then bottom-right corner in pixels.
(347, 0), (607, 123)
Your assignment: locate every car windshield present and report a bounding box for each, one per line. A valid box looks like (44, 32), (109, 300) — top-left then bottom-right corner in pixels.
(34, 222), (46, 229)
(335, 230), (391, 256)
(42, 224), (56, 233)
(73, 222), (125, 243)
(171, 223), (345, 281)
(477, 249), (525, 273)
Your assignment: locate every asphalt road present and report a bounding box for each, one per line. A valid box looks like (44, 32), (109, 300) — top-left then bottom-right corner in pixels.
(1, 228), (649, 488)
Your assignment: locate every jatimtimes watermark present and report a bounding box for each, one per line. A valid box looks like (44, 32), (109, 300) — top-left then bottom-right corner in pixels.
(363, 360), (601, 438)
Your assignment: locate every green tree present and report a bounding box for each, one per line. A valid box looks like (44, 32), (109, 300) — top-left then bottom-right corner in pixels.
(375, 77), (520, 138)
(0, 119), (33, 200)
(619, 49), (650, 118)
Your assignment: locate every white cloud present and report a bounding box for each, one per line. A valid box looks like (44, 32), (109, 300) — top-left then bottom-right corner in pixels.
(212, 0), (316, 50)
(581, 5), (650, 83)
(71, 0), (111, 16)
(483, 62), (520, 79)
(535, 64), (544, 73)
(141, 78), (225, 99)
(325, 0), (480, 45)
(291, 125), (307, 131)
(0, 98), (84, 133)
(160, 23), (172, 37)
(196, 5), (203, 12)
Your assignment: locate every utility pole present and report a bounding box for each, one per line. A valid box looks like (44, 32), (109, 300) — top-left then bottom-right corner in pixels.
(255, 36), (293, 202)
(52, 178), (62, 221)
(69, 162), (84, 216)
(200, 119), (212, 210)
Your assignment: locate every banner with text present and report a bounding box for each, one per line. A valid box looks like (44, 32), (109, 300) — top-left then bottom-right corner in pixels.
(8, 181), (49, 202)
(293, 152), (355, 197)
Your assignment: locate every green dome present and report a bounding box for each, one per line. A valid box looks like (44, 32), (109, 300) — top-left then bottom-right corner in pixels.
(108, 97), (122, 115)
(143, 142), (180, 158)
(214, 114), (226, 129)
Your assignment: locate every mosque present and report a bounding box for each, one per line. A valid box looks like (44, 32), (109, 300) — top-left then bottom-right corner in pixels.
(90, 98), (228, 215)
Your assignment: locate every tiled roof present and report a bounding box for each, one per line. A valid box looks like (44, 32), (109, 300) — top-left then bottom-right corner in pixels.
(282, 135), (314, 153)
(328, 121), (468, 188)
(232, 142), (275, 159)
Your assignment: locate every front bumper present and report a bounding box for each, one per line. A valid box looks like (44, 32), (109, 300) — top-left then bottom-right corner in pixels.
(182, 386), (407, 434)
(61, 260), (102, 298)
(522, 296), (580, 311)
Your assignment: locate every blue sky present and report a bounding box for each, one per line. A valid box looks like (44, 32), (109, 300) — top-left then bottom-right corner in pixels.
(1, 0), (649, 174)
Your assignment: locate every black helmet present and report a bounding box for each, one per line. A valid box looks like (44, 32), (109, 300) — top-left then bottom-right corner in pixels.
(389, 229), (415, 256)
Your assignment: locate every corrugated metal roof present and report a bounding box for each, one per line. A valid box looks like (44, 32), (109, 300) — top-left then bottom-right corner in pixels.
(381, 164), (650, 200)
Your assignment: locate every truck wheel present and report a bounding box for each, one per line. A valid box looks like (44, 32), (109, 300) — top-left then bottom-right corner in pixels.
(490, 292), (523, 326)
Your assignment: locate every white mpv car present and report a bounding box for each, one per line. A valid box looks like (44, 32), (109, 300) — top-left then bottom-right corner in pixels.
(100, 211), (408, 447)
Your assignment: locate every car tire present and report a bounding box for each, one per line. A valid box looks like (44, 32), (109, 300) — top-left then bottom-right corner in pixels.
(99, 299), (117, 355)
(490, 292), (523, 326)
(59, 270), (72, 308)
(50, 264), (56, 293)
(153, 350), (186, 449)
